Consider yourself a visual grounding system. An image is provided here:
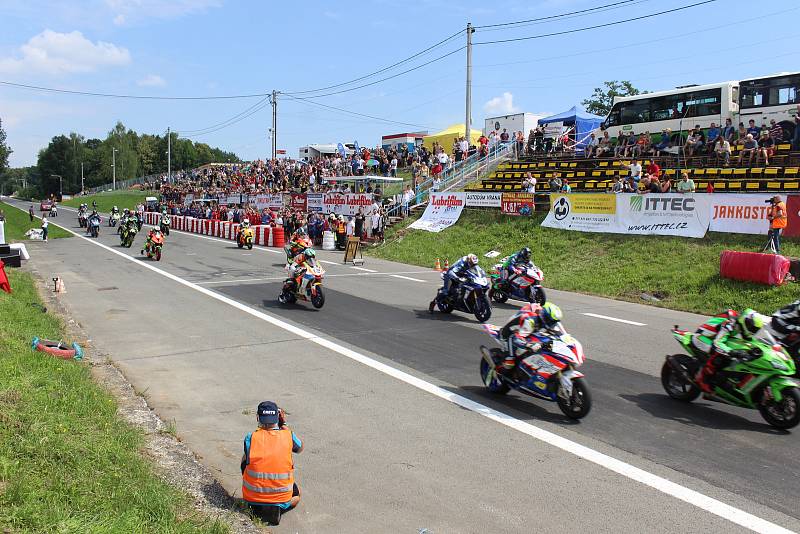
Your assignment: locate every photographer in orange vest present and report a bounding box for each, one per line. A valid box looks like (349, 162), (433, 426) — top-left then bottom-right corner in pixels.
(766, 195), (787, 254)
(241, 401), (303, 521)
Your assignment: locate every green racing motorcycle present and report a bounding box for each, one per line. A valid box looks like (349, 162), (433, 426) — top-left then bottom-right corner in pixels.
(661, 326), (800, 429)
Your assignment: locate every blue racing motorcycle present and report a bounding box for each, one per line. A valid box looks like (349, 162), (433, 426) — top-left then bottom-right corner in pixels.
(429, 265), (492, 322)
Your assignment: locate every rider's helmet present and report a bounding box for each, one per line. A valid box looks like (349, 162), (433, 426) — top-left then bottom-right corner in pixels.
(738, 308), (765, 340)
(465, 253), (479, 267)
(294, 227), (307, 238)
(518, 246), (532, 262)
(91, 210), (98, 216)
(303, 248), (316, 259)
(113, 205), (118, 211)
(241, 219), (250, 228)
(540, 302), (563, 329)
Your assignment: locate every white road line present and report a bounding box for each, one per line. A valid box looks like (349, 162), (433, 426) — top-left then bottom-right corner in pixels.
(8, 201), (792, 534)
(391, 275), (426, 283)
(320, 260), (339, 266)
(351, 266), (377, 272)
(582, 312), (647, 326)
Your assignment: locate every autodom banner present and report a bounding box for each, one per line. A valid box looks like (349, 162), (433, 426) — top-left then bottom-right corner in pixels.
(709, 194), (773, 235)
(465, 192), (502, 208)
(409, 192), (466, 232)
(541, 194), (616, 232)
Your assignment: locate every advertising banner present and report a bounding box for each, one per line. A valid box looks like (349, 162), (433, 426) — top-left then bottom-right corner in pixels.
(541, 193), (616, 232)
(617, 194), (711, 238)
(252, 194), (283, 210)
(784, 195), (800, 238)
(409, 192), (466, 233)
(225, 195), (241, 205)
(709, 194), (773, 235)
(307, 193), (324, 213)
(465, 192), (502, 208)
(501, 192), (535, 216)
(323, 193), (375, 217)
(290, 193), (307, 212)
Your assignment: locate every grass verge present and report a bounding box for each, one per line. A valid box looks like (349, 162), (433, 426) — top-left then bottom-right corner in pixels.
(63, 191), (157, 213)
(0, 270), (227, 533)
(371, 209), (800, 316)
(1, 201), (72, 241)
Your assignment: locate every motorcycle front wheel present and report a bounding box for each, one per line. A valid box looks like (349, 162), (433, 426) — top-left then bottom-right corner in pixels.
(479, 350), (510, 394)
(660, 358), (701, 402)
(532, 286), (547, 305)
(247, 242), (253, 250)
(311, 286), (325, 309)
(557, 377), (592, 419)
(489, 287), (509, 303)
(758, 386), (800, 429)
(155, 248), (162, 261)
(473, 294), (492, 323)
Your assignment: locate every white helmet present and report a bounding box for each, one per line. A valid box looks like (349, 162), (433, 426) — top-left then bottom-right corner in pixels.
(242, 219), (250, 227)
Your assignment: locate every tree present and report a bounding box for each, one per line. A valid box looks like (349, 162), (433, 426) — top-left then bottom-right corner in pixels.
(582, 80), (647, 117)
(0, 118), (12, 177)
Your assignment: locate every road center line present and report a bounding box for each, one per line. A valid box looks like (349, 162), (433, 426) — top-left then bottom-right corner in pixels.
(351, 266), (377, 272)
(582, 312), (647, 326)
(391, 275), (426, 283)
(8, 200), (790, 534)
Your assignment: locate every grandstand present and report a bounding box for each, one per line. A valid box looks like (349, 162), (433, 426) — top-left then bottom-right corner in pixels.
(467, 143), (800, 194)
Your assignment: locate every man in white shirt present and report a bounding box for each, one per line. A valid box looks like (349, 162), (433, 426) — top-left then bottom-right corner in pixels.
(389, 157), (398, 177)
(458, 138), (469, 155)
(523, 172), (536, 193)
(629, 158), (642, 183)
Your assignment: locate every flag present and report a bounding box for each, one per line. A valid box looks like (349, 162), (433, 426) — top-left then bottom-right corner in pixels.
(354, 140), (360, 155)
(337, 143), (346, 157)
(0, 260), (10, 293)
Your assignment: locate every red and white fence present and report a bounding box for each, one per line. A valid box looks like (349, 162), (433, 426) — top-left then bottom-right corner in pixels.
(142, 212), (285, 248)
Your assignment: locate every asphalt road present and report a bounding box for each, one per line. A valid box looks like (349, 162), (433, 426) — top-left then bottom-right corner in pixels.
(9, 198), (800, 533)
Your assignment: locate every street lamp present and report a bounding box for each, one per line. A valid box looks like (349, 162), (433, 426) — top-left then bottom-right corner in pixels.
(112, 148), (119, 190)
(51, 174), (63, 199)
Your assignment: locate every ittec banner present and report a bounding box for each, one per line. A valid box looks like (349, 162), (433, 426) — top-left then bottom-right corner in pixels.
(618, 194), (711, 238)
(709, 194), (773, 235)
(409, 192), (466, 233)
(541, 194), (616, 232)
(501, 192), (535, 216)
(465, 192), (502, 208)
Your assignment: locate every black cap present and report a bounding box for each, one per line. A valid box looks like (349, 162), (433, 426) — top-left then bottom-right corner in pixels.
(257, 401), (279, 425)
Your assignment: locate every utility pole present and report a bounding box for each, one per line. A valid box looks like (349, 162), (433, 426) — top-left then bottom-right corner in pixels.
(81, 162), (84, 193)
(112, 148), (118, 190)
(167, 127), (172, 181)
(465, 22), (474, 143)
(271, 90), (278, 160)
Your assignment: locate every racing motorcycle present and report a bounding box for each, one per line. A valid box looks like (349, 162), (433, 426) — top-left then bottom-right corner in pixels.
(429, 265), (492, 322)
(661, 326), (800, 429)
(236, 226), (254, 249)
(120, 224), (138, 248)
(78, 210), (88, 228)
(142, 231), (164, 261)
(88, 216), (101, 238)
(479, 322), (591, 419)
(109, 212), (120, 227)
(160, 215), (171, 236)
(135, 213), (144, 231)
(489, 259), (546, 305)
(278, 257), (325, 308)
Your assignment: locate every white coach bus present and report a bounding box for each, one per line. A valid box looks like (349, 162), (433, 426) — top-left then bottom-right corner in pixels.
(739, 72), (800, 139)
(600, 81), (739, 142)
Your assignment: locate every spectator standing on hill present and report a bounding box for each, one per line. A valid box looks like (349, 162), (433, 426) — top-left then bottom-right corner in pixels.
(389, 156), (398, 178)
(500, 129), (510, 143)
(676, 172), (696, 193)
(41, 215), (49, 242)
(28, 205), (34, 222)
(767, 195), (787, 254)
(354, 209), (365, 239)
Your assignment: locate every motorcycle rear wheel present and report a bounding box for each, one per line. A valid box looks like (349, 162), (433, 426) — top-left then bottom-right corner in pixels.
(278, 291), (297, 305)
(489, 288), (509, 303)
(479, 350), (510, 394)
(311, 287), (325, 309)
(436, 294), (454, 314)
(660, 358), (701, 402)
(557, 377), (592, 419)
(758, 387), (800, 429)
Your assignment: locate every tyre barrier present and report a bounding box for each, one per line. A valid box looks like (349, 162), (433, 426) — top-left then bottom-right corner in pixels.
(31, 337), (83, 360)
(142, 213), (285, 249)
(719, 250), (790, 286)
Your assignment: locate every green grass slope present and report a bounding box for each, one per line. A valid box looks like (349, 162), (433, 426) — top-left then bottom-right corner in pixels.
(63, 191), (157, 213)
(371, 210), (799, 315)
(1, 202), (71, 241)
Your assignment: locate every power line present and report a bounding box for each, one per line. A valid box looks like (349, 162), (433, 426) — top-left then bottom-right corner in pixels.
(181, 99), (272, 138)
(283, 28), (464, 96)
(179, 96), (272, 134)
(0, 80), (269, 100)
(282, 94), (431, 130)
(474, 0), (717, 45)
(474, 0), (640, 29)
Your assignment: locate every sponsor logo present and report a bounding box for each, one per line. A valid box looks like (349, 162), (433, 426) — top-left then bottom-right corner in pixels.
(630, 196), (695, 212)
(553, 196), (570, 221)
(431, 195), (464, 207)
(712, 205), (768, 220)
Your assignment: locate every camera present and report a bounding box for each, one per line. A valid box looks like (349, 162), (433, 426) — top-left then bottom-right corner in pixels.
(765, 198), (774, 204)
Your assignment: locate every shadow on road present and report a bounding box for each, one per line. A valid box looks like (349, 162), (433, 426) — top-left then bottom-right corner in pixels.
(412, 309), (481, 325)
(619, 393), (788, 435)
(261, 299), (321, 313)
(442, 385), (584, 426)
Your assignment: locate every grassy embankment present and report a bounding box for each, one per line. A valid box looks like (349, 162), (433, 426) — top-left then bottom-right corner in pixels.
(63, 191), (157, 213)
(0, 271), (227, 533)
(0, 201), (71, 241)
(371, 210), (800, 315)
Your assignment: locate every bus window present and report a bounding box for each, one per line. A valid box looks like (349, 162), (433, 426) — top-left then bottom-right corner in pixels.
(620, 101), (650, 124)
(604, 103), (622, 127)
(777, 86), (797, 105)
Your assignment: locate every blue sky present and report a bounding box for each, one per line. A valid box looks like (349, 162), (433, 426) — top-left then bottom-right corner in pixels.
(1, 0), (799, 167)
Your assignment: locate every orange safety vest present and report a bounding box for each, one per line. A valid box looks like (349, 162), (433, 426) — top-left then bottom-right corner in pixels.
(770, 202), (787, 229)
(242, 428), (295, 504)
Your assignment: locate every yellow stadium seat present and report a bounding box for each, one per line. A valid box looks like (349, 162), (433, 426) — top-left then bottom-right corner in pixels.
(585, 182), (595, 188)
(764, 168), (778, 175)
(569, 162), (577, 168)
(697, 182), (707, 189)
(576, 171), (586, 177)
(785, 167), (799, 176)
(784, 182), (799, 189)
(599, 161), (608, 167)
(733, 168), (747, 175)
(665, 169), (676, 176)
(694, 169), (705, 176)
(778, 144), (791, 151)
(727, 182), (741, 189)
(592, 171), (601, 177)
(714, 182), (726, 189)
(751, 168), (764, 176)
(720, 168), (733, 176)
(768, 182), (781, 189)
(746, 182), (760, 190)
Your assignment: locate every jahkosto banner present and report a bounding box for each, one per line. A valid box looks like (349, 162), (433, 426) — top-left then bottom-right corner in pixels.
(410, 192), (466, 233)
(542, 193), (713, 238)
(465, 192), (502, 207)
(709, 193), (773, 235)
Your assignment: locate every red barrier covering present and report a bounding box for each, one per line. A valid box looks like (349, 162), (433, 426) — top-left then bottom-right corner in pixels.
(719, 250), (790, 286)
(272, 227), (285, 248)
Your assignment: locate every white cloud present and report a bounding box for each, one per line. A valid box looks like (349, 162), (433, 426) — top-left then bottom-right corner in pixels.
(137, 74), (166, 87)
(106, 0), (221, 24)
(483, 92), (520, 115)
(0, 30), (131, 75)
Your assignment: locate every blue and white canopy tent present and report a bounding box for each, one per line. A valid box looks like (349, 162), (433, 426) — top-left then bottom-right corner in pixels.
(537, 105), (604, 154)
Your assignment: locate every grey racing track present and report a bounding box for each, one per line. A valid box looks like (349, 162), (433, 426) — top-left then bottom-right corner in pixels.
(11, 199), (800, 533)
